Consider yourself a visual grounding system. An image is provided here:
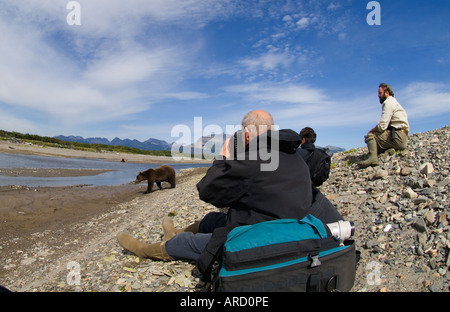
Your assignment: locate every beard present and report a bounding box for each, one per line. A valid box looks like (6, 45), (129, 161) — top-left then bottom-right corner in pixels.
(379, 94), (387, 104)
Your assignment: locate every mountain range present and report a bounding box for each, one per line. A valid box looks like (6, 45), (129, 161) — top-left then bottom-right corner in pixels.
(54, 134), (346, 154)
(54, 135), (172, 151)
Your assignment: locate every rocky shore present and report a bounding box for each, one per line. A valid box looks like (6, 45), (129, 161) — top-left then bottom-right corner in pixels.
(0, 126), (449, 292)
(321, 126), (450, 292)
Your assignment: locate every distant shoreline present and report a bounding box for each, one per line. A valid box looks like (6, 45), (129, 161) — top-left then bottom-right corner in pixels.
(0, 140), (212, 164)
(0, 168), (114, 178)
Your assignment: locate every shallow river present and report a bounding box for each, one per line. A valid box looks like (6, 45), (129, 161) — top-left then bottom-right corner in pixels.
(0, 152), (210, 187)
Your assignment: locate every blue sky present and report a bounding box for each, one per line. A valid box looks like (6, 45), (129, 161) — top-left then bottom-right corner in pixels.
(0, 0), (449, 150)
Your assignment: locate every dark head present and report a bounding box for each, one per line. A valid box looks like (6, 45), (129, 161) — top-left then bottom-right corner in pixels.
(299, 127), (316, 144)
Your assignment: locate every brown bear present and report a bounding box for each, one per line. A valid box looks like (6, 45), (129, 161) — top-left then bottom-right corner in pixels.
(134, 165), (176, 194)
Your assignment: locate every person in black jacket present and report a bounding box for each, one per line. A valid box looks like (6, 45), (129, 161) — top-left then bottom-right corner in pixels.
(297, 127), (332, 186)
(298, 126), (317, 158)
(116, 110), (343, 262)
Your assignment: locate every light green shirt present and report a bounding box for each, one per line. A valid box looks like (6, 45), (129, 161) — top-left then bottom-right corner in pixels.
(377, 96), (409, 133)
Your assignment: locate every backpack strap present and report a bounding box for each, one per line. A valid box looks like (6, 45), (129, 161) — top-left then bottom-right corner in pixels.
(196, 226), (230, 283)
(298, 214), (328, 239)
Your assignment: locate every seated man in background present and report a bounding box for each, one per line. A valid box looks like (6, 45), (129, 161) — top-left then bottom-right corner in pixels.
(358, 83), (410, 169)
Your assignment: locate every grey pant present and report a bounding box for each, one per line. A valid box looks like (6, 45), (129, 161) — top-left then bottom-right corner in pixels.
(164, 211), (226, 261)
(165, 232), (212, 261)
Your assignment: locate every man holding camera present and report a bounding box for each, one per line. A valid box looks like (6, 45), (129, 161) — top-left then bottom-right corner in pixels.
(358, 83), (410, 169)
(117, 109), (343, 264)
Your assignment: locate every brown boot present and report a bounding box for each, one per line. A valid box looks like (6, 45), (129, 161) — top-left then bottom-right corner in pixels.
(182, 221), (200, 234)
(117, 232), (173, 261)
(162, 217), (177, 241)
(162, 217), (200, 241)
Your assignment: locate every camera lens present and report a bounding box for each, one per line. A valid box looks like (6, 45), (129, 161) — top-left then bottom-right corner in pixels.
(349, 221), (355, 237)
(326, 220), (355, 241)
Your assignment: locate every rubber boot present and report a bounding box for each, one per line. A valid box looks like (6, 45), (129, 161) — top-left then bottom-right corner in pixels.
(357, 138), (379, 169)
(162, 217), (200, 241)
(117, 232), (173, 261)
(383, 148), (396, 156)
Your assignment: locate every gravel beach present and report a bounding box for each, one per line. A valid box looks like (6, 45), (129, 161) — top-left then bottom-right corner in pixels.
(0, 127), (449, 293)
(0, 165), (213, 291)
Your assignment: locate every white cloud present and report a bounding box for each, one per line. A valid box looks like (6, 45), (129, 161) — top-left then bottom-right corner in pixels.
(263, 81), (450, 131)
(83, 46), (181, 89)
(239, 50), (295, 72)
(223, 82), (379, 129)
(399, 82), (450, 118)
(0, 22), (144, 123)
(282, 15), (293, 23)
(225, 83), (328, 104)
(235, 43), (318, 79)
(163, 92), (209, 101)
(5, 0), (232, 35)
(0, 0), (219, 128)
(0, 111), (40, 134)
(327, 3), (340, 11)
(296, 17), (311, 29)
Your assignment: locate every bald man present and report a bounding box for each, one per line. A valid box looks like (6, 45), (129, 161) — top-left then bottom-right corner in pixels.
(117, 109), (343, 263)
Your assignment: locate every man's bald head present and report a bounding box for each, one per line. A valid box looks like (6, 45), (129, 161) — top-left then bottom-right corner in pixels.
(241, 110), (274, 144)
(242, 110), (274, 133)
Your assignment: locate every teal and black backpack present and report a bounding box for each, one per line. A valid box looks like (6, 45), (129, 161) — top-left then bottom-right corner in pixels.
(212, 215), (356, 292)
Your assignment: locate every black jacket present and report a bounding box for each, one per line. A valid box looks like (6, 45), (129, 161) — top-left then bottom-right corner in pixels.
(195, 129), (343, 279)
(298, 142), (316, 159)
(197, 129), (341, 229)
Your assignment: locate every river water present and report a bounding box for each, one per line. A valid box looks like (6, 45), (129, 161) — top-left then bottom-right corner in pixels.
(0, 152), (210, 187)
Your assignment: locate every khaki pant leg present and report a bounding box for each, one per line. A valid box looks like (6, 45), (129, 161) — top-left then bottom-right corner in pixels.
(394, 131), (408, 150)
(373, 130), (408, 152)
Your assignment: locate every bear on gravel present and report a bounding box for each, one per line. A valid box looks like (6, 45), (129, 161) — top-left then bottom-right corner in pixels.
(134, 165), (176, 194)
